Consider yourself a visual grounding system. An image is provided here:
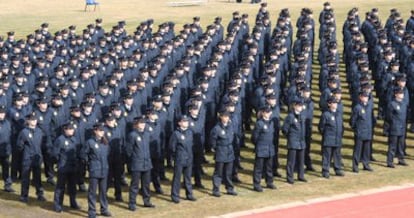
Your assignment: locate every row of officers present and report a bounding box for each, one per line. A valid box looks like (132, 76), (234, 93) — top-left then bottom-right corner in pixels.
(0, 85), (410, 217)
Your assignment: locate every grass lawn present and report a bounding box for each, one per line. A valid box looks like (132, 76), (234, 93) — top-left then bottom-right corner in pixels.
(0, 0), (414, 217)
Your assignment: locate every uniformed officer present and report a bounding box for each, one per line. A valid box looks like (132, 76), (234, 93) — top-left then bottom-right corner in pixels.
(0, 105), (15, 192)
(318, 97), (344, 178)
(282, 99), (307, 184)
(17, 113), (46, 202)
(350, 91), (375, 173)
(52, 122), (80, 213)
(81, 123), (112, 218)
(170, 115), (196, 203)
(103, 113), (124, 202)
(187, 104), (206, 188)
(146, 108), (164, 194)
(210, 109), (238, 197)
(125, 116), (155, 211)
(386, 88), (408, 167)
(251, 106), (276, 192)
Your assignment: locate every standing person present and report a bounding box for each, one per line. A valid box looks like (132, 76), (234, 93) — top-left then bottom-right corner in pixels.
(318, 97), (344, 178)
(0, 105), (15, 192)
(103, 114), (124, 202)
(282, 99), (307, 184)
(251, 106), (276, 192)
(170, 115), (196, 203)
(17, 113), (46, 202)
(188, 104), (206, 188)
(125, 116), (155, 211)
(386, 88), (409, 167)
(81, 123), (112, 218)
(146, 108), (164, 194)
(301, 86), (315, 171)
(52, 122), (80, 213)
(210, 109), (238, 197)
(350, 91), (375, 173)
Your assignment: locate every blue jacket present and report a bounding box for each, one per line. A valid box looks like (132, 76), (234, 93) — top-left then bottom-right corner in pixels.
(169, 128), (193, 166)
(386, 100), (408, 136)
(53, 134), (78, 173)
(252, 118), (275, 158)
(16, 126), (44, 165)
(282, 112), (306, 149)
(81, 137), (110, 179)
(0, 119), (12, 157)
(210, 122), (235, 163)
(318, 109), (344, 147)
(350, 102), (374, 140)
(125, 129), (152, 172)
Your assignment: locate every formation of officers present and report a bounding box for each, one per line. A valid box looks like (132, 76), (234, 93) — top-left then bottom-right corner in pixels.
(0, 2), (413, 217)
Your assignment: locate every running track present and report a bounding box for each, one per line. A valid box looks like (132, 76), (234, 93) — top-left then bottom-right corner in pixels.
(218, 184), (414, 218)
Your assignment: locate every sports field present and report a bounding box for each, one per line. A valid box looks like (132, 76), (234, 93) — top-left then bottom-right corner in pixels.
(0, 0), (413, 217)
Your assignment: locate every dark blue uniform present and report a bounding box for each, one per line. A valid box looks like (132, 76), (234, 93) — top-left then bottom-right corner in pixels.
(125, 125), (153, 211)
(282, 110), (306, 184)
(170, 125), (195, 203)
(350, 99), (375, 172)
(147, 117), (163, 194)
(318, 107), (344, 177)
(210, 118), (237, 197)
(0, 114), (13, 191)
(251, 116), (275, 191)
(16, 123), (45, 201)
(52, 131), (80, 212)
(81, 134), (111, 218)
(104, 121), (124, 201)
(188, 107), (206, 187)
(386, 98), (408, 166)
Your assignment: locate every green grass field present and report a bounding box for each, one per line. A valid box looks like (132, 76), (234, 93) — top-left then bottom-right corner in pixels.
(0, 0), (414, 217)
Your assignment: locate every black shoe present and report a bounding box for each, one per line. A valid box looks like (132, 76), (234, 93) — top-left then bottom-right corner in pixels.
(160, 176), (169, 181)
(253, 186), (263, 192)
(194, 184), (205, 189)
(79, 184), (87, 192)
(363, 166), (373, 172)
(115, 197), (123, 202)
(128, 205), (136, 211)
(171, 198), (180, 204)
(335, 171), (345, 177)
(227, 190), (238, 196)
(186, 196), (197, 201)
(55, 206), (62, 213)
(47, 178), (56, 186)
(144, 202), (156, 208)
(37, 195), (46, 202)
(298, 178), (307, 182)
(232, 177), (242, 183)
(266, 184), (277, 189)
(352, 168), (359, 173)
(274, 171), (282, 177)
(306, 166), (316, 172)
(322, 172), (330, 179)
(155, 189), (164, 194)
(70, 203), (81, 210)
(287, 179), (294, 184)
(398, 161), (408, 166)
(387, 164), (395, 168)
(121, 179), (128, 186)
(212, 192), (221, 197)
(101, 211), (112, 217)
(4, 186), (15, 193)
(19, 196), (28, 203)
